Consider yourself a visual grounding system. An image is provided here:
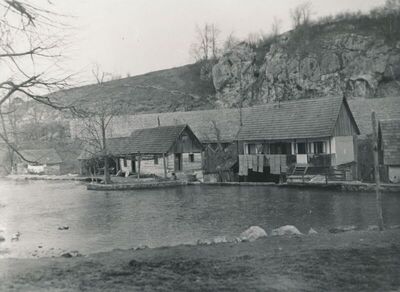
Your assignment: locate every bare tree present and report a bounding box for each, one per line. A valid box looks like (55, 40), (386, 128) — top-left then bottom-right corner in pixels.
(290, 2), (313, 28)
(385, 0), (400, 10)
(190, 23), (220, 62)
(271, 16), (282, 39)
(246, 32), (263, 48)
(223, 32), (240, 53)
(0, 0), (73, 163)
(77, 66), (124, 184)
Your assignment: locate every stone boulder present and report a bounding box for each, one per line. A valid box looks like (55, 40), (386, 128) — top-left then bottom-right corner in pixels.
(308, 228), (318, 235)
(240, 226), (267, 242)
(329, 225), (357, 233)
(271, 225), (302, 236)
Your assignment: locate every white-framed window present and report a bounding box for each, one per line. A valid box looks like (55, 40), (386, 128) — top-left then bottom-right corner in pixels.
(314, 141), (324, 154)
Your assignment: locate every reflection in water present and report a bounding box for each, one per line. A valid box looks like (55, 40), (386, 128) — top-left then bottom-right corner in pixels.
(0, 179), (400, 259)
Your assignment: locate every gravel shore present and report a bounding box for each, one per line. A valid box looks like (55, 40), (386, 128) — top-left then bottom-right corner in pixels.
(1, 230), (400, 291)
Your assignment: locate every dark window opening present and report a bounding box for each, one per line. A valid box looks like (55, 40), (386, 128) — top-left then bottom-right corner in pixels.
(314, 142), (324, 154)
(123, 158), (127, 167)
(154, 156), (159, 165)
(270, 143), (291, 154)
(297, 143), (307, 154)
(247, 144), (257, 154)
(189, 153), (194, 162)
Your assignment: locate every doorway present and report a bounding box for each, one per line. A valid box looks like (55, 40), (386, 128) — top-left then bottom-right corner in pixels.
(174, 153), (182, 172)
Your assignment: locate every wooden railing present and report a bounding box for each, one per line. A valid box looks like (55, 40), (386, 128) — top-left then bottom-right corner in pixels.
(307, 154), (334, 167)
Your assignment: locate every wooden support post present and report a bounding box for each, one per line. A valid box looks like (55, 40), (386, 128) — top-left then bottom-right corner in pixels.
(115, 158), (119, 173)
(371, 112), (384, 231)
(137, 153), (141, 180)
(163, 153), (167, 178)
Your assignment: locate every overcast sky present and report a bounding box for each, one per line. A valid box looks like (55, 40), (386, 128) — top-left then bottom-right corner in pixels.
(55, 0), (385, 84)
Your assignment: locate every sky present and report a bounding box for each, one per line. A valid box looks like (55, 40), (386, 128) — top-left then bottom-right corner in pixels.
(53, 0), (385, 84)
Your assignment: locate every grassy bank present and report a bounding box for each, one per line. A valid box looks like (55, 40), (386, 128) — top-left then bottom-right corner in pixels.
(1, 230), (400, 291)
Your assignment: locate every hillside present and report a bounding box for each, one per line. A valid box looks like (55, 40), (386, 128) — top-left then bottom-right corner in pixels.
(6, 7), (400, 156)
(50, 63), (216, 115)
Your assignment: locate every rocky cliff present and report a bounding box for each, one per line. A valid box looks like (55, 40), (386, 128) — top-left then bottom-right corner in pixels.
(212, 21), (400, 107)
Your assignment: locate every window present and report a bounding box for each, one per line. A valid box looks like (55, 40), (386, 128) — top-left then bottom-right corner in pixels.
(314, 142), (324, 154)
(123, 158), (127, 167)
(154, 156), (159, 165)
(270, 143), (291, 154)
(245, 144), (257, 154)
(297, 143), (307, 154)
(189, 153), (195, 162)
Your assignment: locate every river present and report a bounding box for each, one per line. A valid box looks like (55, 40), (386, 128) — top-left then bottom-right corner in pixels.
(0, 179), (399, 258)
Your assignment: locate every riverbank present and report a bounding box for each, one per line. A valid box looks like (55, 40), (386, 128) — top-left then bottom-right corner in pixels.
(1, 229), (399, 291)
(4, 174), (400, 193)
(5, 174), (93, 182)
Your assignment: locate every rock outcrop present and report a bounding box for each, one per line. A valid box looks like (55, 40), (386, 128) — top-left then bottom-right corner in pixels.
(212, 25), (400, 107)
(212, 45), (259, 108)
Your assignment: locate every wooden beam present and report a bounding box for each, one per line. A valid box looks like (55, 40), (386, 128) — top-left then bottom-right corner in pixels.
(137, 153), (141, 180)
(371, 112), (384, 231)
(163, 153), (167, 178)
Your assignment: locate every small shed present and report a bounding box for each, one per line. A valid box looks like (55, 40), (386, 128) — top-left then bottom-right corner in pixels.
(16, 149), (63, 175)
(378, 119), (400, 183)
(111, 124), (203, 178)
(78, 124), (204, 179)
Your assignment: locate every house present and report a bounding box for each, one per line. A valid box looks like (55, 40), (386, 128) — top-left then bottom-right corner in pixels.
(15, 149), (63, 175)
(79, 124), (204, 179)
(378, 119), (400, 183)
(72, 108), (242, 178)
(236, 96), (360, 182)
(72, 96), (400, 181)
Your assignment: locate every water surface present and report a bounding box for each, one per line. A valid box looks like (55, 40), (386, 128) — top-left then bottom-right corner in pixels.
(0, 179), (399, 258)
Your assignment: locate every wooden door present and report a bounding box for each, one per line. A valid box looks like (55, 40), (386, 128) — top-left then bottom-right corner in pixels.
(174, 153), (182, 172)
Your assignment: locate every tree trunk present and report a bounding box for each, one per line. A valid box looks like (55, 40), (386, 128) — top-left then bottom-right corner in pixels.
(163, 153), (167, 178)
(371, 112), (384, 231)
(104, 156), (111, 184)
(101, 117), (111, 184)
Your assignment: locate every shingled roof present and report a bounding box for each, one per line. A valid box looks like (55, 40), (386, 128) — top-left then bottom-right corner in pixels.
(20, 149), (63, 165)
(237, 96), (354, 140)
(379, 119), (400, 166)
(71, 107), (241, 143)
(110, 124), (198, 155)
(70, 96), (399, 143)
(348, 96), (400, 135)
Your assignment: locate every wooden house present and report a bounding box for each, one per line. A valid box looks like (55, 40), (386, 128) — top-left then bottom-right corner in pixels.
(15, 149), (63, 175)
(236, 97), (360, 182)
(73, 107), (242, 180)
(79, 125), (204, 179)
(378, 119), (400, 183)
